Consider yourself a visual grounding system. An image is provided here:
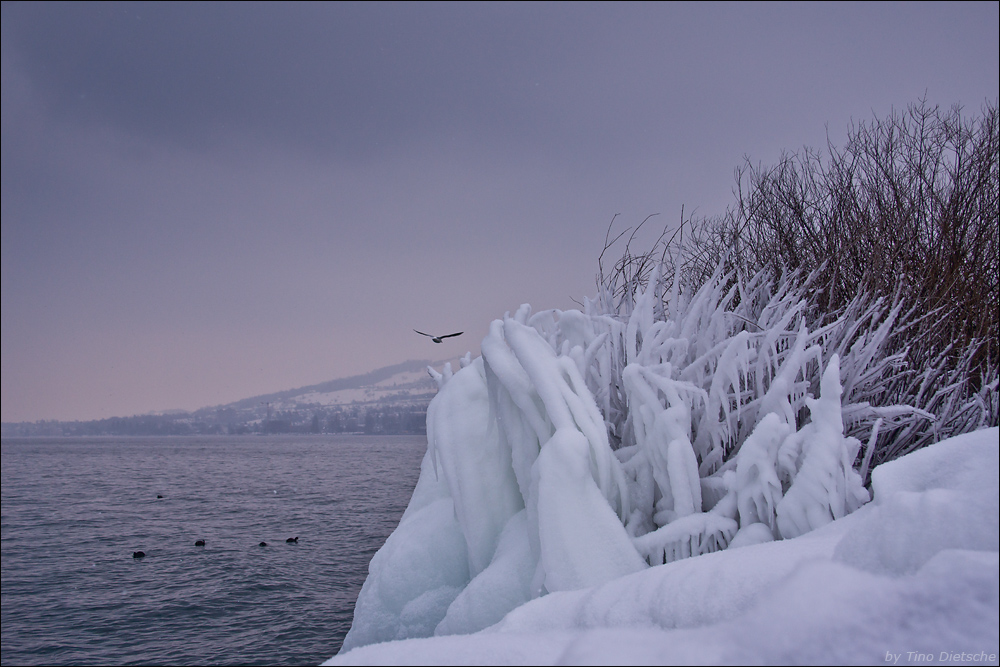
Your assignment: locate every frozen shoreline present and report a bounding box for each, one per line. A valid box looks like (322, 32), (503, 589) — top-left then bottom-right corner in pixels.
(328, 427), (998, 665)
(328, 286), (998, 666)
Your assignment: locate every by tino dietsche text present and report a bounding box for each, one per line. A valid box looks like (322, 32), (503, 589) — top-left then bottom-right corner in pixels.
(886, 652), (998, 664)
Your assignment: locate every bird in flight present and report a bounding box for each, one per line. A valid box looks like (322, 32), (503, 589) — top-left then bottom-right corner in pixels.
(414, 330), (463, 343)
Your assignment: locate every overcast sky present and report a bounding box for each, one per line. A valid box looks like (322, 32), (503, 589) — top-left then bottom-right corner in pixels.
(2, 2), (997, 423)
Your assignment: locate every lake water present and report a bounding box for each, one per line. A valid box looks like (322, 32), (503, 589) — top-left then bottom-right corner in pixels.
(0, 435), (427, 666)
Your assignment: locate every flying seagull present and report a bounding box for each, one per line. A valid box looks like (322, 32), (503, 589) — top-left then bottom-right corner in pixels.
(414, 330), (463, 343)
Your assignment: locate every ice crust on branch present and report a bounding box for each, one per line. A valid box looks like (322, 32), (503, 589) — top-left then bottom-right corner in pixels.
(342, 262), (934, 652)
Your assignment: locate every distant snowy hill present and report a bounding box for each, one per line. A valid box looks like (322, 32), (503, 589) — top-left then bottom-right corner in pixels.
(194, 358), (457, 414)
(1, 359), (460, 436)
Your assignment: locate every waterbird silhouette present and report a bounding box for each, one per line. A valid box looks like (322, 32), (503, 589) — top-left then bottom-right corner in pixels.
(286, 537), (298, 543)
(195, 540), (205, 547)
(414, 330), (463, 343)
(259, 541), (268, 547)
(133, 551), (145, 558)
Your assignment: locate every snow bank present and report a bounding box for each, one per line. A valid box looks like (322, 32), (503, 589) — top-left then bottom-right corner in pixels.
(329, 427), (997, 665)
(330, 291), (998, 665)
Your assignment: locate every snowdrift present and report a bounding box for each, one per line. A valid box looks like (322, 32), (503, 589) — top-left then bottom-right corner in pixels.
(327, 290), (999, 665)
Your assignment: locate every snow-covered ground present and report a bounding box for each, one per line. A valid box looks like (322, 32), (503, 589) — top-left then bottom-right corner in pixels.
(325, 292), (998, 666)
(327, 427), (998, 665)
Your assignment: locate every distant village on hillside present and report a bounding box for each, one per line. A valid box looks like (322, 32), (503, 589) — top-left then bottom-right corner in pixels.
(1, 359), (446, 438)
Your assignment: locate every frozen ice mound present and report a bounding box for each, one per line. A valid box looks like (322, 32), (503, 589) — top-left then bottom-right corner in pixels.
(331, 284), (998, 664)
(329, 428), (998, 665)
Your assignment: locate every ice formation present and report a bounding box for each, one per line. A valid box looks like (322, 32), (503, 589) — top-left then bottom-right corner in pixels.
(329, 427), (998, 665)
(332, 267), (998, 664)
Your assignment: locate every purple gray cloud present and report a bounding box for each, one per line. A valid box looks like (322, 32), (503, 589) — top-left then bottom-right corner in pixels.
(3, 2), (997, 421)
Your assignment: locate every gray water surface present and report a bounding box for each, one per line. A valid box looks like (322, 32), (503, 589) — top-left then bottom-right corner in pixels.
(1, 435), (426, 666)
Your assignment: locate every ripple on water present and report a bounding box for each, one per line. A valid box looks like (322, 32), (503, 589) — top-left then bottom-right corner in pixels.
(1, 435), (425, 666)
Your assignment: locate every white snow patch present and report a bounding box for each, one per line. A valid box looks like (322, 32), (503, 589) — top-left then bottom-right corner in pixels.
(329, 427), (998, 666)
